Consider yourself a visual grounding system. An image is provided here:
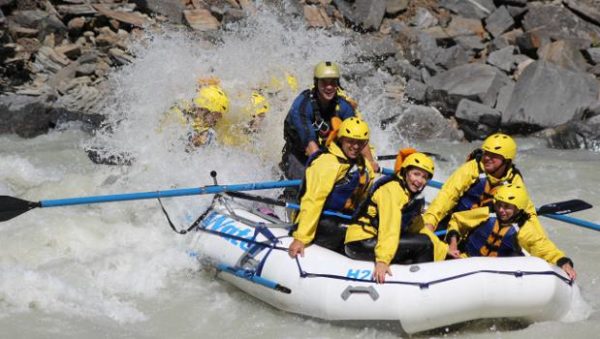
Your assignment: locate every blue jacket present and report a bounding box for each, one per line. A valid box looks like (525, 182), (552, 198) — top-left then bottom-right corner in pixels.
(283, 89), (357, 158)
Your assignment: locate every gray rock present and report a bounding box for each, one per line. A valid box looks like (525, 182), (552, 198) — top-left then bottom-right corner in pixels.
(0, 93), (100, 137)
(506, 5), (527, 19)
(390, 104), (464, 141)
(522, 4), (600, 48)
(333, 0), (386, 31)
(76, 63), (97, 76)
(545, 120), (600, 151)
(434, 45), (470, 70)
(497, 0), (527, 5)
(586, 47), (600, 65)
(412, 7), (438, 29)
(439, 0), (495, 19)
(487, 46), (517, 72)
(455, 98), (502, 139)
(386, 0), (409, 16)
(485, 6), (515, 38)
(456, 98), (502, 126)
(537, 40), (589, 72)
(490, 28), (523, 50)
(504, 61), (600, 128)
(563, 0), (600, 27)
(131, 0), (186, 24)
(455, 35), (487, 51)
(0, 93), (51, 137)
(494, 81), (515, 113)
(353, 35), (398, 60)
(427, 63), (512, 110)
(385, 57), (422, 81)
(588, 64), (600, 77)
(9, 10), (67, 41)
(405, 79), (428, 103)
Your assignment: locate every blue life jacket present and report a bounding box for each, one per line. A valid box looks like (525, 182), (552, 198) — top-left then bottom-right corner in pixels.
(299, 149), (370, 213)
(456, 156), (520, 213)
(283, 89), (355, 159)
(354, 175), (424, 232)
(465, 212), (523, 257)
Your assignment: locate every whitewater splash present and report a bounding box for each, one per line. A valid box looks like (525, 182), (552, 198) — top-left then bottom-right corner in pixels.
(1, 4), (596, 337)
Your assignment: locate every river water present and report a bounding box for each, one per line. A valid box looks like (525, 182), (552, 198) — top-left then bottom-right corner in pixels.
(1, 6), (599, 339)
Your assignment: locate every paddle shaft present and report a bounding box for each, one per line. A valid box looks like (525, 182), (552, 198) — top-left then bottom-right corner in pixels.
(39, 180), (302, 208)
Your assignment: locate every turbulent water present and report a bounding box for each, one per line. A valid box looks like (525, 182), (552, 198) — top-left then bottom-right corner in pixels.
(1, 5), (599, 338)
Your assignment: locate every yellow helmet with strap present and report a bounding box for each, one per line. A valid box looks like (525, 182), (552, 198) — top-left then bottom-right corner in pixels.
(399, 152), (435, 178)
(314, 61), (340, 79)
(337, 117), (369, 140)
(193, 85), (229, 114)
(482, 133), (517, 160)
(494, 184), (529, 210)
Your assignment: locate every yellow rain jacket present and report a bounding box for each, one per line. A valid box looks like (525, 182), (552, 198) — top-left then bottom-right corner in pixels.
(447, 206), (567, 265)
(423, 159), (543, 233)
(292, 142), (375, 245)
(345, 178), (448, 264)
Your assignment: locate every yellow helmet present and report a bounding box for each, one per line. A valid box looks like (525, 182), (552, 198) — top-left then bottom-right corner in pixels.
(482, 133), (517, 160)
(337, 117), (369, 140)
(494, 184), (529, 211)
(245, 91), (270, 117)
(314, 61), (340, 79)
(193, 85), (229, 114)
(400, 152), (435, 178)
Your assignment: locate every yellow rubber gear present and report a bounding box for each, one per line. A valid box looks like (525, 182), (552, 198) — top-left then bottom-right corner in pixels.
(193, 85), (229, 114)
(245, 91), (270, 117)
(400, 152), (435, 178)
(482, 133), (517, 160)
(494, 184), (529, 211)
(314, 61), (340, 79)
(337, 117), (369, 140)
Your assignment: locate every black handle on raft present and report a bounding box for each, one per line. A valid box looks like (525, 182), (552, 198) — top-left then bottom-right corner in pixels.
(340, 285), (379, 301)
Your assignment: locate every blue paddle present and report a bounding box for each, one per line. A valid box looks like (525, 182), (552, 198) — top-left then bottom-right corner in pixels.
(0, 179), (301, 222)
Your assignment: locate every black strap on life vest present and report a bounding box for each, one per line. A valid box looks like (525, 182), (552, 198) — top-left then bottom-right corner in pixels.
(295, 148), (355, 205)
(352, 175), (419, 230)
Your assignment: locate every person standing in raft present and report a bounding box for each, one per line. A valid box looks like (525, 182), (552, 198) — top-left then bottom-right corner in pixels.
(445, 184), (577, 280)
(280, 61), (379, 195)
(344, 150), (449, 283)
(422, 133), (544, 244)
(288, 117), (375, 258)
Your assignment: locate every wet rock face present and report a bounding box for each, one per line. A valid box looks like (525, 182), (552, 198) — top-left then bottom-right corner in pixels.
(1, 0), (600, 151)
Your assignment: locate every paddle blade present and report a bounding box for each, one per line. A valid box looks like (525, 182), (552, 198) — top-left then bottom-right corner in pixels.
(0, 196), (40, 222)
(537, 199), (593, 216)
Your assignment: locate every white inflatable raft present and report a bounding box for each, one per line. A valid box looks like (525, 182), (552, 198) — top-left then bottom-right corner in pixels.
(188, 196), (577, 334)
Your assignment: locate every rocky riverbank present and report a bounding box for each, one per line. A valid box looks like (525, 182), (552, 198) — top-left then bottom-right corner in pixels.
(1, 0), (599, 151)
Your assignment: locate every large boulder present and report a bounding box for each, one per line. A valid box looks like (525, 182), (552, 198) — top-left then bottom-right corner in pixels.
(522, 3), (600, 49)
(544, 121), (600, 151)
(455, 99), (502, 140)
(503, 61), (600, 128)
(537, 40), (589, 72)
(388, 104), (464, 141)
(426, 63), (511, 112)
(0, 92), (104, 137)
(563, 0), (600, 27)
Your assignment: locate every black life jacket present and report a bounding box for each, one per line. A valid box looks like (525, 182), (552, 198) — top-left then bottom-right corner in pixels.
(353, 175), (424, 232)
